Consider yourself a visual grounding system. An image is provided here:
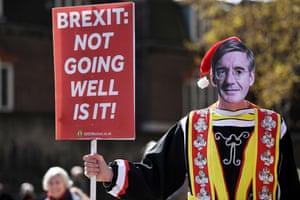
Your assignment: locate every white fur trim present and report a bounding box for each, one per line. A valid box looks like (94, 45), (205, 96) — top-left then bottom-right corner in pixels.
(197, 76), (209, 89)
(108, 159), (128, 198)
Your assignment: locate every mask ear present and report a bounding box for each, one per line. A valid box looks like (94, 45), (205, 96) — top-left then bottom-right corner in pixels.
(249, 71), (255, 86)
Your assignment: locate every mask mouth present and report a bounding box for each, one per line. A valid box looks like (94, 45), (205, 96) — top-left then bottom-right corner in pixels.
(222, 87), (241, 94)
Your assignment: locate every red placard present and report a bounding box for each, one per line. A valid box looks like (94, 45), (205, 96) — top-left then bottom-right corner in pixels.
(52, 2), (135, 140)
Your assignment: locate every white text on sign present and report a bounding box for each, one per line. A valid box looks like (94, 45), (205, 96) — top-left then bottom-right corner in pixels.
(56, 8), (129, 29)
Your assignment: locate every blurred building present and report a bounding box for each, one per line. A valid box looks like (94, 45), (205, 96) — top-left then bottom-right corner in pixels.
(0, 0), (198, 199)
(1, 1), (299, 200)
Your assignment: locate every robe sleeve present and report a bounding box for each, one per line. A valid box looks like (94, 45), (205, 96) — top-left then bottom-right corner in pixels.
(104, 120), (188, 200)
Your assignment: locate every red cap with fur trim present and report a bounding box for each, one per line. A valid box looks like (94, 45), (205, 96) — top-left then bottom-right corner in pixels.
(197, 36), (241, 89)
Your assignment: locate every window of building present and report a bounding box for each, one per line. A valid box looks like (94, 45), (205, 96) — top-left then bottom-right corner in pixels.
(176, 2), (210, 43)
(0, 0), (4, 21)
(54, 0), (90, 7)
(0, 61), (14, 112)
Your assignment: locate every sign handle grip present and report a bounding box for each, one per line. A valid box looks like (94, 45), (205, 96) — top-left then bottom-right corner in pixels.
(90, 139), (97, 200)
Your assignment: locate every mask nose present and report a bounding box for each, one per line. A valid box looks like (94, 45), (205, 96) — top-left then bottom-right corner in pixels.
(224, 69), (236, 83)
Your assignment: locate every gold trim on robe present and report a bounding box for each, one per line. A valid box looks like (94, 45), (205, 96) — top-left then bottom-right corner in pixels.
(188, 107), (280, 200)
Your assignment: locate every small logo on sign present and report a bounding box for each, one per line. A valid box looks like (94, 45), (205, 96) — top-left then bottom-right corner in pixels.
(77, 130), (83, 137)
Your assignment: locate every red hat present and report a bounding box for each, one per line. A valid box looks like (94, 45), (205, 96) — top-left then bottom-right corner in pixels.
(197, 36), (241, 89)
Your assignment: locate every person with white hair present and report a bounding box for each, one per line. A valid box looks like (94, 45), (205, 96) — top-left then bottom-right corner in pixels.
(19, 182), (35, 200)
(42, 166), (88, 200)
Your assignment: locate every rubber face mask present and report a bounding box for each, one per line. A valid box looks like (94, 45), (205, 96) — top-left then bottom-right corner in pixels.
(213, 51), (254, 105)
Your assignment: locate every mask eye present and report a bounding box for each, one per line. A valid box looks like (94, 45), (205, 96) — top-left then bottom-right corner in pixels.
(216, 68), (227, 79)
(233, 68), (248, 79)
(235, 69), (244, 75)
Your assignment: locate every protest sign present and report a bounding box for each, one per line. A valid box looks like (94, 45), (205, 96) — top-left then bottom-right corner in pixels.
(52, 2), (135, 140)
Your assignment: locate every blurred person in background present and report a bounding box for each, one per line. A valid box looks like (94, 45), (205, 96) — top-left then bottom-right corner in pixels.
(70, 166), (88, 195)
(42, 166), (88, 200)
(19, 182), (35, 200)
(0, 183), (14, 200)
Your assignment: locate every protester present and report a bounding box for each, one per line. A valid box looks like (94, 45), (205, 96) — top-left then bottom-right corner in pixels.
(42, 166), (88, 200)
(70, 166), (88, 195)
(83, 36), (300, 199)
(0, 183), (14, 200)
(19, 182), (35, 200)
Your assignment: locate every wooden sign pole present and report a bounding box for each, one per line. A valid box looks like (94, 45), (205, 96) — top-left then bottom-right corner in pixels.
(90, 139), (97, 200)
